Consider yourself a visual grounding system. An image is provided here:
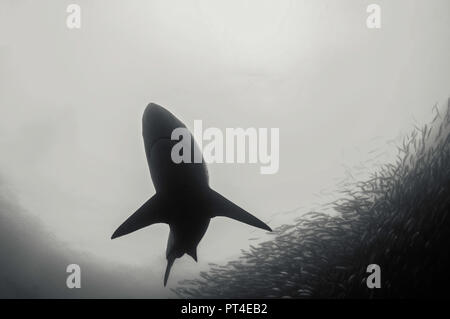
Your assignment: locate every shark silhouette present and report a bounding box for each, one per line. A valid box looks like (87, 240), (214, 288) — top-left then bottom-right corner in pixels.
(111, 103), (272, 286)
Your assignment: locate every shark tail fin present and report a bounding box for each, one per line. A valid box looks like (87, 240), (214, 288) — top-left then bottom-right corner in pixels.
(164, 256), (175, 287)
(207, 188), (272, 232)
(111, 193), (167, 239)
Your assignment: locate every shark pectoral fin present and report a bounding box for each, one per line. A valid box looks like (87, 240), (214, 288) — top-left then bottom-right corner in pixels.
(207, 188), (272, 232)
(164, 256), (175, 287)
(187, 248), (198, 262)
(111, 193), (166, 239)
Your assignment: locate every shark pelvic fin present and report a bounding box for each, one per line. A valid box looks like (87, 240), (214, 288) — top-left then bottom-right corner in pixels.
(187, 248), (198, 262)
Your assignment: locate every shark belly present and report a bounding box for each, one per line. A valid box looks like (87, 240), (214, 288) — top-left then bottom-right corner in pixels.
(148, 138), (209, 192)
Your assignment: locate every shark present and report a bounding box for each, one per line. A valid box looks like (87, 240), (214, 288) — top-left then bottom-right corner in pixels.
(111, 103), (272, 286)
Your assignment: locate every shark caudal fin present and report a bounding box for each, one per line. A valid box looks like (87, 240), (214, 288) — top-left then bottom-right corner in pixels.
(111, 194), (167, 239)
(207, 188), (272, 232)
(164, 256), (175, 287)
